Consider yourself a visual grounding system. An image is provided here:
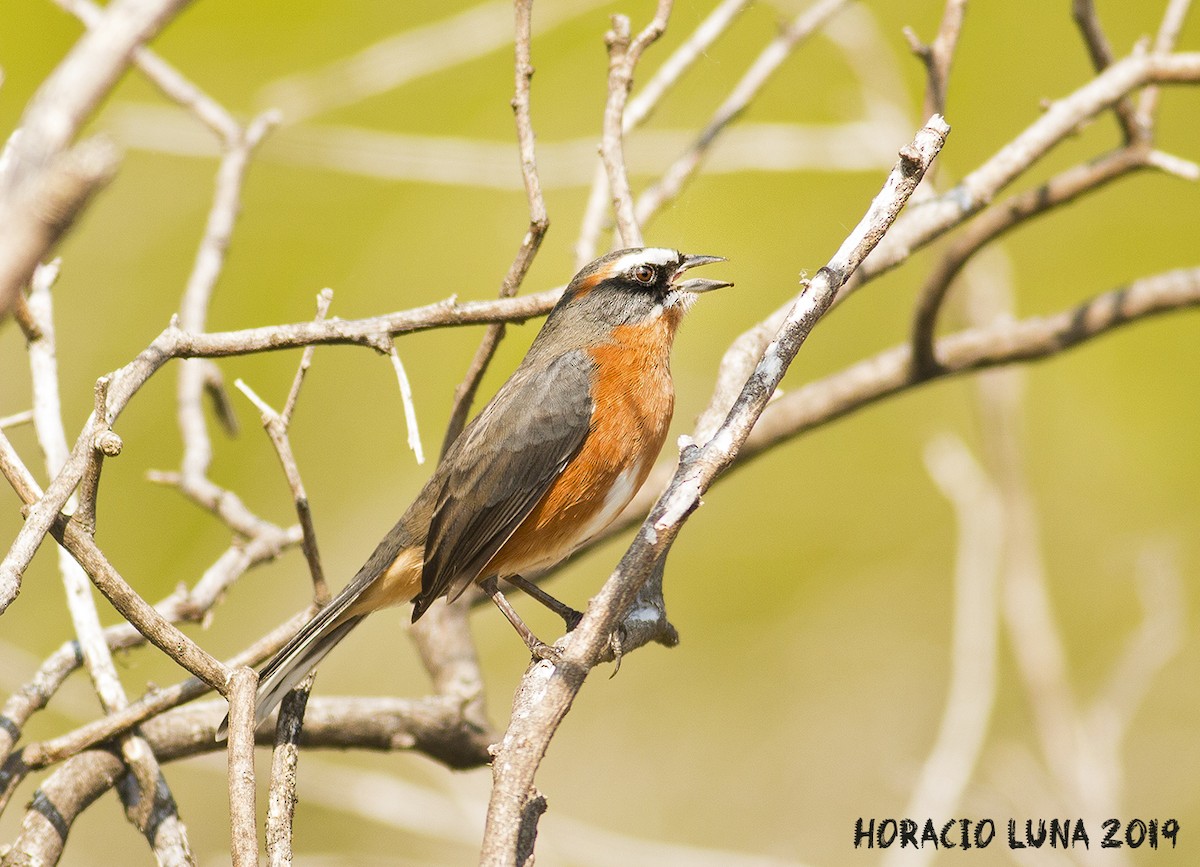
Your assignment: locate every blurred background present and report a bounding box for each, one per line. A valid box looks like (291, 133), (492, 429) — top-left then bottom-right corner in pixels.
(1, 1), (1198, 864)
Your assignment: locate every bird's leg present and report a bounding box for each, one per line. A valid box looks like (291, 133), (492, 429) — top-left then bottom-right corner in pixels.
(481, 576), (561, 661)
(502, 574), (583, 631)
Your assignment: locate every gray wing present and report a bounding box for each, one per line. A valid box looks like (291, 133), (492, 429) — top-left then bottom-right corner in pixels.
(413, 350), (593, 618)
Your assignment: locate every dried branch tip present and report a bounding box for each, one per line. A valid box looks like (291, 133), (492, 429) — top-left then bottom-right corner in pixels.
(93, 430), (123, 457)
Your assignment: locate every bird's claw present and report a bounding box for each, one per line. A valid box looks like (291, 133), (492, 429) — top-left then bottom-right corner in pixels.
(607, 623), (627, 677)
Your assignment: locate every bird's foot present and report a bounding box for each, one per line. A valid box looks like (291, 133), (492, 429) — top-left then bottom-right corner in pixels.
(562, 607), (583, 632)
(608, 623), (628, 677)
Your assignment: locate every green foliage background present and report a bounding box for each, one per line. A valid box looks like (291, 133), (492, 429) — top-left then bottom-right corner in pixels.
(1, 1), (1198, 863)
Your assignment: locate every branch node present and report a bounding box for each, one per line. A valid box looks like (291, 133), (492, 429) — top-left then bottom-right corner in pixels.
(902, 25), (932, 61)
(94, 430), (123, 457)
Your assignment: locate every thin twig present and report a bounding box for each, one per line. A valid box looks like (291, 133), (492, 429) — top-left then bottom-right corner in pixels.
(226, 666), (260, 867)
(234, 377), (329, 603)
(0, 410), (34, 430)
(575, 0), (750, 265)
(265, 673), (315, 866)
(387, 344), (426, 466)
(75, 374), (120, 537)
(1137, 0), (1194, 124)
(600, 1), (674, 247)
(177, 110), (279, 487)
(634, 0), (850, 227)
(1071, 0), (1146, 143)
(283, 289), (333, 426)
(441, 0), (548, 456)
(902, 0), (968, 122)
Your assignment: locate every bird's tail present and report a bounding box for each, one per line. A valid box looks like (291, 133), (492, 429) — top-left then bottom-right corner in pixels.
(215, 592), (367, 741)
(215, 547), (425, 741)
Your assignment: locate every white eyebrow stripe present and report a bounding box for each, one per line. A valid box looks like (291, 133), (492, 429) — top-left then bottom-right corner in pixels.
(606, 248), (679, 275)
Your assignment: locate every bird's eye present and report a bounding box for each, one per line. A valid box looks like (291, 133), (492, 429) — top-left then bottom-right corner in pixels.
(632, 264), (655, 285)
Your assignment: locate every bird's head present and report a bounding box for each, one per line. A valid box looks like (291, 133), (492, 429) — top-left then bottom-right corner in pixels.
(554, 247), (732, 330)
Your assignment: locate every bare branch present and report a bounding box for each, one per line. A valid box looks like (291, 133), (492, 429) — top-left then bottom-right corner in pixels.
(634, 0), (850, 227)
(0, 0), (195, 315)
(0, 139), (118, 318)
(441, 0), (548, 455)
(903, 0), (968, 121)
(601, 1), (673, 247)
(746, 267), (1200, 463)
(575, 0), (750, 264)
(1, 0), (194, 184)
(225, 667), (259, 867)
(1138, 0), (1194, 123)
(265, 673), (314, 867)
(11, 605), (312, 778)
(0, 428), (233, 694)
(909, 143), (1153, 377)
(849, 51), (1200, 294)
(1071, 0), (1146, 142)
(52, 0), (240, 142)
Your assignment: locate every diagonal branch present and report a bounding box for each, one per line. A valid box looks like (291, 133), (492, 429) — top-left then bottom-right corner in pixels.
(1137, 0), (1194, 124)
(1071, 0), (1146, 143)
(480, 116), (949, 865)
(575, 0), (750, 265)
(0, 0), (195, 315)
(634, 0), (850, 227)
(908, 143), (1155, 376)
(848, 50), (1200, 295)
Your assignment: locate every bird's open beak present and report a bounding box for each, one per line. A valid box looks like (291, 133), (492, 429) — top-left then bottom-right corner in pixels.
(671, 254), (733, 294)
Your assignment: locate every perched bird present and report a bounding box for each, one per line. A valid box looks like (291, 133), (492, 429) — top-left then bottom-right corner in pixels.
(223, 247), (730, 736)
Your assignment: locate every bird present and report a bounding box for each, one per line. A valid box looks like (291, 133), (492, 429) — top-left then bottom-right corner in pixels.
(219, 247), (730, 737)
